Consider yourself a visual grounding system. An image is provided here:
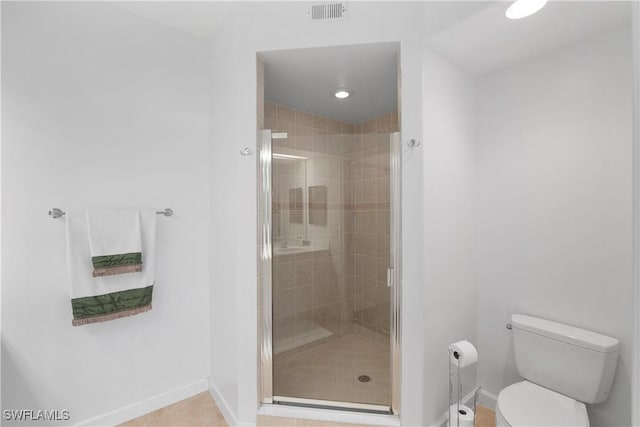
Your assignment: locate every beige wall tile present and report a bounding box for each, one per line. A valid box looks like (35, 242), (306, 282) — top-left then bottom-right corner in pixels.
(375, 260), (388, 284)
(277, 104), (296, 124)
(362, 257), (377, 281)
(390, 110), (399, 128)
(327, 118), (342, 134)
(274, 261), (295, 290)
(376, 234), (389, 258)
(312, 130), (328, 154)
(376, 177), (390, 203)
(375, 113), (391, 131)
(265, 102), (277, 121)
(295, 259), (313, 285)
(312, 257), (329, 285)
(355, 234), (376, 257)
(275, 288), (296, 318)
(376, 211), (390, 235)
(361, 118), (376, 134)
(296, 109), (314, 128)
(327, 134), (343, 156)
(296, 125), (313, 151)
(362, 180), (376, 202)
(257, 55), (264, 87)
(296, 251), (313, 262)
(341, 122), (355, 134)
(265, 118), (277, 132)
(355, 211), (375, 233)
(313, 114), (328, 131)
(296, 285), (313, 312)
(274, 314), (295, 342)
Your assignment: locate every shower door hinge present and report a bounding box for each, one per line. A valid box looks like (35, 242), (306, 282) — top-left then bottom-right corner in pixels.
(387, 267), (394, 287)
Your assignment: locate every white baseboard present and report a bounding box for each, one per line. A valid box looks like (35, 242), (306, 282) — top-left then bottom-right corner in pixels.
(75, 379), (208, 427)
(208, 380), (255, 427)
(476, 388), (497, 410)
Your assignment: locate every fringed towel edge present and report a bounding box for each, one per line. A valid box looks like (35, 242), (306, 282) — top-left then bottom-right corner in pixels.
(72, 304), (152, 326)
(92, 264), (142, 277)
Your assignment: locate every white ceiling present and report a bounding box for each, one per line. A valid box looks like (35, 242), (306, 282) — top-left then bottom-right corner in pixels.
(262, 42), (399, 124)
(110, 1), (491, 42)
(110, 1), (232, 40)
(424, 1), (632, 76)
(423, 1), (500, 38)
(108, 1), (633, 119)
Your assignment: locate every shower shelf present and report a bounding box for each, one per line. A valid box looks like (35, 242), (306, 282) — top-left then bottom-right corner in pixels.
(273, 246), (326, 256)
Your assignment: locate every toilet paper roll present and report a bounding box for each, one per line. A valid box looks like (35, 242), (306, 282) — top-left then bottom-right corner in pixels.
(448, 404), (474, 427)
(448, 340), (478, 368)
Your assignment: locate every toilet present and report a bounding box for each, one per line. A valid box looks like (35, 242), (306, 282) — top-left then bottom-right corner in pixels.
(495, 314), (620, 427)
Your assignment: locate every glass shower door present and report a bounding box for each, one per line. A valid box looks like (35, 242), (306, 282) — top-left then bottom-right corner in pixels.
(261, 128), (401, 413)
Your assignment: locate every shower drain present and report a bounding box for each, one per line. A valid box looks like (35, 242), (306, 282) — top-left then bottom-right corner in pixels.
(358, 375), (371, 383)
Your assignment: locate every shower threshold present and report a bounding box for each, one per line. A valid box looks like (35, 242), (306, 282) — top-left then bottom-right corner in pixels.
(272, 396), (391, 414)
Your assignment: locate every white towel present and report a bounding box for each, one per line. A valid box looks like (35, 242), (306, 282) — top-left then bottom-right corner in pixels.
(87, 209), (142, 257)
(65, 209), (156, 325)
(86, 209), (142, 277)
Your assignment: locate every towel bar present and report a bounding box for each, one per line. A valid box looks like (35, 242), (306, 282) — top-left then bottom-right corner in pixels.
(48, 208), (173, 219)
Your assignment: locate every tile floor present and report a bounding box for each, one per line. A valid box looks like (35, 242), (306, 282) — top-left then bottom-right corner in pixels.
(474, 405), (496, 427)
(118, 392), (228, 427)
(259, 408), (495, 427)
(273, 332), (391, 406)
(118, 391), (496, 427)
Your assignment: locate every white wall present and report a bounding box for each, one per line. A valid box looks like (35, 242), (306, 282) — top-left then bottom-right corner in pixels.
(422, 48), (478, 425)
(1, 3), (210, 425)
(207, 2), (426, 425)
(475, 28), (633, 427)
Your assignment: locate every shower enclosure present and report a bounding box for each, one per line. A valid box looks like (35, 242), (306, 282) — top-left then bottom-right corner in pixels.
(259, 117), (401, 414)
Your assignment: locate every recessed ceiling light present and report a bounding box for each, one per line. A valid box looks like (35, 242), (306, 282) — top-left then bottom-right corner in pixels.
(505, 0), (547, 19)
(334, 89), (350, 99)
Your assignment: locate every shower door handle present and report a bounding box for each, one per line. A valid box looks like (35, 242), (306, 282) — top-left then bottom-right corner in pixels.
(387, 267), (394, 288)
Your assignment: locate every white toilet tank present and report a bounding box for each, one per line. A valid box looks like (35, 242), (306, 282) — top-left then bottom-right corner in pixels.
(511, 314), (620, 404)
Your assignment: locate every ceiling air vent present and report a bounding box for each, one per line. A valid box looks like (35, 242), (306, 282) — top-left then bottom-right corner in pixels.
(310, 2), (348, 21)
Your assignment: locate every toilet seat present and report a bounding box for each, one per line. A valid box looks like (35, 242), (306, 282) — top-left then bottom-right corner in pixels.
(496, 381), (590, 427)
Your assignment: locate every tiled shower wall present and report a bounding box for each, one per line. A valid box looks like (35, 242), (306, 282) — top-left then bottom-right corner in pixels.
(265, 101), (398, 344)
(266, 102), (357, 345)
(349, 112), (398, 335)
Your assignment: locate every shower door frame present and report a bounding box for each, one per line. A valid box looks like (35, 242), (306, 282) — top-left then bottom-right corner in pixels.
(258, 129), (402, 415)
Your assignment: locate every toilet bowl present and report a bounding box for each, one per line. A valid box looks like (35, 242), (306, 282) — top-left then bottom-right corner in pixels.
(495, 381), (589, 427)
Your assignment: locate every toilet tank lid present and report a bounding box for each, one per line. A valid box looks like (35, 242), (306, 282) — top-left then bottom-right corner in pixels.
(511, 314), (619, 353)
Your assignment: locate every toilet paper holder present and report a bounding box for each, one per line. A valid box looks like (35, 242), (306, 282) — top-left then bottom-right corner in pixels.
(448, 340), (479, 427)
(449, 351), (473, 427)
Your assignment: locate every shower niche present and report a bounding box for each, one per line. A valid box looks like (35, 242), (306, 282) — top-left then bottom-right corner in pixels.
(257, 42), (401, 415)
